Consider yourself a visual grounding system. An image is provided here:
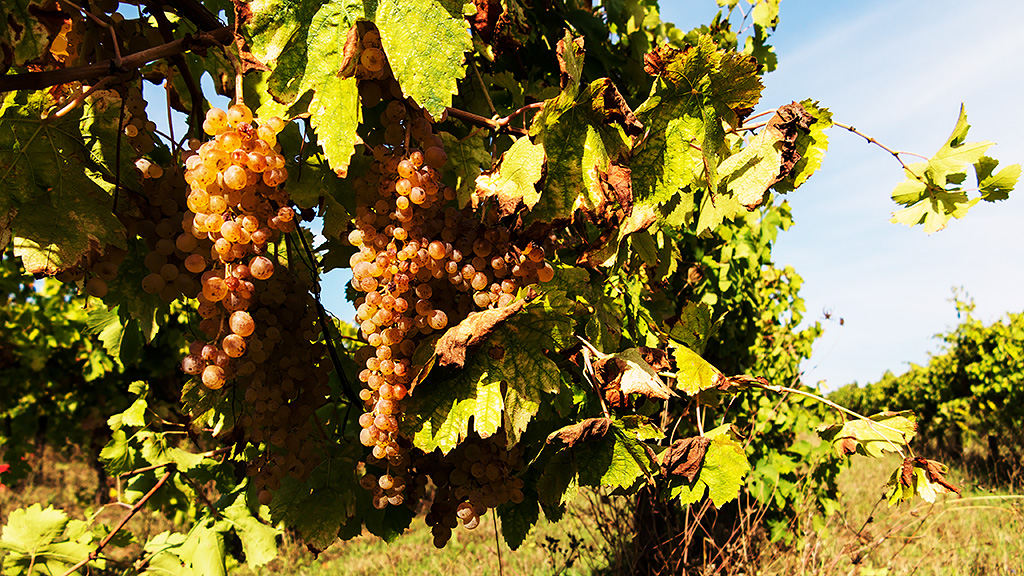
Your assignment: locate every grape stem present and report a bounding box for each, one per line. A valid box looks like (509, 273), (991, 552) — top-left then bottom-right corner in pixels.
(60, 0), (124, 65)
(58, 469), (174, 576)
(290, 230), (362, 406)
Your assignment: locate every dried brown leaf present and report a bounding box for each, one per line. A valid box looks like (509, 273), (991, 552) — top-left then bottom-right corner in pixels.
(434, 298), (527, 368)
(548, 417), (612, 447)
(661, 436), (712, 482)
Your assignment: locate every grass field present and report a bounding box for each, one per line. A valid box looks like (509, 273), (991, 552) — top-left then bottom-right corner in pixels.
(3, 448), (1024, 575)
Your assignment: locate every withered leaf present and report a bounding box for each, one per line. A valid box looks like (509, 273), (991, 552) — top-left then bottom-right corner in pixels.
(548, 417), (612, 447)
(661, 436), (712, 482)
(718, 101), (817, 210)
(592, 348), (676, 400)
(555, 34), (585, 90)
(434, 298), (527, 367)
(915, 457), (962, 496)
(335, 24), (361, 78)
(638, 347), (671, 372)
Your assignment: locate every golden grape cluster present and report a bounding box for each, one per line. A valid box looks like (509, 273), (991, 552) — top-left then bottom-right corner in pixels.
(345, 27), (552, 533)
(171, 104), (331, 498)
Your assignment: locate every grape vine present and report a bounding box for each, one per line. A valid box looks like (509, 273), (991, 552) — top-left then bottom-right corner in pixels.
(0, 0), (1018, 572)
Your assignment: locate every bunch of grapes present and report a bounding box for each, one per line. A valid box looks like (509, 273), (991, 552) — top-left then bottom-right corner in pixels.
(170, 103), (331, 500)
(422, 432), (525, 547)
(344, 26), (554, 524)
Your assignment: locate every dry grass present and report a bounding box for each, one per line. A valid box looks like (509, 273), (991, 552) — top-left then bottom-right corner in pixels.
(756, 455), (1024, 576)
(5, 447), (1024, 575)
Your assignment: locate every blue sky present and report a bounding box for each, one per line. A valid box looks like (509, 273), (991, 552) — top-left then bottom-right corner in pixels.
(153, 0), (1024, 390)
(662, 0), (1024, 388)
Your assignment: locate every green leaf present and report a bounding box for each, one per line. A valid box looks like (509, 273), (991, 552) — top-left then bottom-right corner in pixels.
(439, 130), (492, 208)
(668, 424), (750, 507)
(538, 417), (658, 503)
(269, 447), (360, 550)
(183, 522), (226, 576)
(473, 135), (545, 215)
(222, 493), (281, 569)
(974, 155), (1020, 202)
(99, 429), (136, 475)
(632, 35), (763, 208)
(405, 293), (574, 452)
(375, 0), (472, 118)
(888, 105), (1012, 233)
(1, 91), (126, 275)
(672, 342), (725, 395)
(138, 431), (206, 472)
(0, 504), (96, 576)
(668, 301), (715, 354)
(497, 494), (540, 551)
(526, 78), (634, 223)
(818, 411), (917, 458)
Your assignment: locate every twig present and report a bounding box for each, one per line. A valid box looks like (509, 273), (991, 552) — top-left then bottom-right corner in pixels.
(178, 471), (221, 519)
(0, 27), (233, 92)
(833, 121), (929, 172)
(493, 512), (504, 576)
(59, 470), (174, 576)
(61, 0), (123, 64)
(444, 106), (528, 136)
(45, 76), (116, 119)
(117, 447), (229, 477)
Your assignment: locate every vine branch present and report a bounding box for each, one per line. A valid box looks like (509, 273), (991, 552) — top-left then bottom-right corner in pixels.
(444, 106), (529, 137)
(833, 121), (929, 172)
(0, 27), (232, 93)
(59, 469), (174, 576)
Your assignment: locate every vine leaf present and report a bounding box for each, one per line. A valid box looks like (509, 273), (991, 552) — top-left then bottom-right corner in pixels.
(0, 2), (54, 72)
(660, 436), (712, 482)
(473, 135), (545, 216)
(374, 0), (473, 118)
(434, 298), (528, 367)
(590, 347), (676, 400)
(221, 493), (281, 569)
(632, 35), (763, 212)
(0, 91), (126, 275)
(672, 342), (725, 396)
(885, 457), (961, 505)
(269, 448), (360, 551)
(404, 292), (574, 452)
(0, 504), (99, 576)
(537, 417), (660, 507)
(889, 105), (1019, 233)
(668, 301), (716, 354)
(773, 99), (832, 193)
(818, 411), (917, 458)
(717, 101), (816, 209)
(668, 424), (750, 507)
(497, 491), (540, 551)
(975, 155), (1020, 202)
(242, 1), (362, 176)
(527, 76), (636, 224)
(440, 130), (492, 208)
